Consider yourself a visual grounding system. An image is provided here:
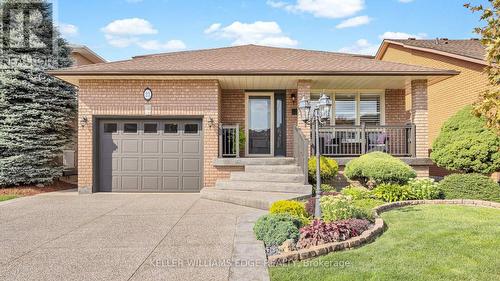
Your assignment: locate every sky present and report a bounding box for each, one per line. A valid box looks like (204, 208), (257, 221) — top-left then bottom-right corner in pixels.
(54, 0), (490, 62)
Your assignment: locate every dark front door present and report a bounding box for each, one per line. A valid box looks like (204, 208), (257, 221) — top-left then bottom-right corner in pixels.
(248, 95), (272, 155)
(274, 92), (286, 156)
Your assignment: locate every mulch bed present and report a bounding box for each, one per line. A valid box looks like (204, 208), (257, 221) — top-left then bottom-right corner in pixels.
(0, 181), (77, 197)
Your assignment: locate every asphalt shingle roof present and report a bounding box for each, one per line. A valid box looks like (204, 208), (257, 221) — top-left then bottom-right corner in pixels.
(51, 44), (457, 75)
(387, 39), (486, 61)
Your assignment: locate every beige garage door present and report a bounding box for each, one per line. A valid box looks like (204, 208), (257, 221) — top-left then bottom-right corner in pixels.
(98, 119), (203, 192)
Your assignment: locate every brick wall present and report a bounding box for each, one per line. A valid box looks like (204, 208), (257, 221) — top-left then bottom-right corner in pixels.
(286, 89), (298, 157)
(77, 79), (221, 193)
(385, 89), (410, 125)
(411, 80), (429, 158)
(297, 80), (311, 142)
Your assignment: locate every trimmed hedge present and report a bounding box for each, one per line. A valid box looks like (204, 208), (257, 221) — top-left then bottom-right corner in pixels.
(344, 152), (417, 185)
(253, 214), (302, 246)
(439, 173), (500, 202)
(308, 156), (338, 183)
(270, 200), (310, 225)
(431, 106), (500, 174)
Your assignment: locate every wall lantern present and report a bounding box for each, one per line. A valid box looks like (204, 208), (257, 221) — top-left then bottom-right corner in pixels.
(208, 117), (214, 128)
(80, 116), (88, 127)
(143, 88), (153, 101)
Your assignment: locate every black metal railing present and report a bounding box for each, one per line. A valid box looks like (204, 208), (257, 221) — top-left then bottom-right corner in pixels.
(219, 124), (240, 158)
(314, 123), (416, 157)
(293, 126), (309, 184)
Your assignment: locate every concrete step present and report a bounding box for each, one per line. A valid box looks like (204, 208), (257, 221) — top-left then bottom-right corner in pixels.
(230, 172), (305, 183)
(245, 165), (302, 174)
(216, 180), (312, 194)
(200, 188), (310, 210)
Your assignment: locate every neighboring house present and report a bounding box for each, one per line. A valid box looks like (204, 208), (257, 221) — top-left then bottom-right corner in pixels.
(62, 45), (106, 175)
(49, 45), (457, 196)
(375, 38), (488, 150)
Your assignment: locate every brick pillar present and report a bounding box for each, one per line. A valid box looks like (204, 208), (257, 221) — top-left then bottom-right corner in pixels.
(411, 80), (429, 158)
(297, 80), (311, 140)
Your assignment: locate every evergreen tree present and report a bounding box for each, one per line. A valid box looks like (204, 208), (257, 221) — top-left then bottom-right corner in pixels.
(0, 0), (76, 186)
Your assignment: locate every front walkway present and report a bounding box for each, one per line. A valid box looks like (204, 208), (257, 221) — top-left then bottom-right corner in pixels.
(0, 191), (268, 281)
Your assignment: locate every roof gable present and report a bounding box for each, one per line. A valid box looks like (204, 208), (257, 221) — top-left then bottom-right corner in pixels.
(376, 39), (487, 65)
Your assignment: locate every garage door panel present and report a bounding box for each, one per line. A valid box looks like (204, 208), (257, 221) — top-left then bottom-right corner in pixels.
(142, 139), (160, 153)
(182, 140), (200, 154)
(99, 119), (202, 192)
(121, 176), (140, 191)
(183, 158), (201, 172)
(142, 158), (160, 172)
(163, 176), (180, 190)
(163, 140), (180, 154)
(142, 176), (160, 191)
(122, 139), (140, 153)
(122, 158), (140, 172)
(182, 176), (201, 191)
(163, 158), (180, 172)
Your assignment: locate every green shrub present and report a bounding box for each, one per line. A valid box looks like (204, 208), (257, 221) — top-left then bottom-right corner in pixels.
(269, 200), (310, 225)
(270, 200), (308, 217)
(352, 198), (385, 220)
(320, 184), (336, 192)
(344, 152), (417, 185)
(407, 178), (442, 200)
(308, 156), (338, 183)
(439, 174), (500, 202)
(431, 106), (500, 174)
(320, 196), (365, 222)
(341, 186), (373, 200)
(372, 183), (413, 202)
(253, 214), (301, 246)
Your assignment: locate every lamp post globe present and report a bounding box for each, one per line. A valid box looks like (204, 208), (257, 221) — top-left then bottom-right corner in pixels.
(298, 97), (311, 123)
(318, 93), (332, 120)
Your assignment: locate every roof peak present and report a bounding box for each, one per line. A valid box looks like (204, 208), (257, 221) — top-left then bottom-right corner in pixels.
(132, 44), (371, 60)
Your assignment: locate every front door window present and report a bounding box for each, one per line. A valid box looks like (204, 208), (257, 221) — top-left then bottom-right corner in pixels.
(248, 96), (271, 155)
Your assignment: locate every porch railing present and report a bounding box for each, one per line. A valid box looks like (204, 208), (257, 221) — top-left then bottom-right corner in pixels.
(293, 126), (309, 184)
(314, 123), (416, 157)
(219, 124), (240, 158)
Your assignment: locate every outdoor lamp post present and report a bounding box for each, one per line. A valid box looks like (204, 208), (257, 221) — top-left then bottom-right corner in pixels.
(298, 93), (332, 219)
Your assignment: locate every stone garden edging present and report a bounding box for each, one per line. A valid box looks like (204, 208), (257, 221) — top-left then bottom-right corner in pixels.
(267, 199), (500, 265)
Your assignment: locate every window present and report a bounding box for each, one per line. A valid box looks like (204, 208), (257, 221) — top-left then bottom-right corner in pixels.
(184, 124), (198, 134)
(144, 123), (157, 133)
(123, 123), (137, 133)
(164, 124), (178, 134)
(311, 91), (384, 125)
(335, 94), (356, 125)
(104, 123), (117, 133)
(360, 94), (381, 125)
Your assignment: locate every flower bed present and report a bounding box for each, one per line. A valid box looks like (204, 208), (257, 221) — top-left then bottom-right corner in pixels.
(265, 199), (500, 265)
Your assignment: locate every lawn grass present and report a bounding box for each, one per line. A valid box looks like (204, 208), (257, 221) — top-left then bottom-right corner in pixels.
(270, 205), (500, 281)
(0, 195), (17, 202)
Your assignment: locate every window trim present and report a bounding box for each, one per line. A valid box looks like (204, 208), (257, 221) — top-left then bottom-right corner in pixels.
(312, 90), (385, 126)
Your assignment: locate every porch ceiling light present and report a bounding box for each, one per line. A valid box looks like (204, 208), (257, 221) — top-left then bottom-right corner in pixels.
(298, 97), (311, 123)
(318, 93), (332, 120)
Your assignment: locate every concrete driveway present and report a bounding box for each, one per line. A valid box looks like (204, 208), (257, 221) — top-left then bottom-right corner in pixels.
(0, 190), (268, 281)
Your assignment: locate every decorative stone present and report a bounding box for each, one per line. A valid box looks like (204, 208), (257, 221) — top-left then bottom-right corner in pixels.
(278, 239), (297, 253)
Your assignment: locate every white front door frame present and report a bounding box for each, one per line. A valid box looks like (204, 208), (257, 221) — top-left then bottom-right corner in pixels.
(245, 92), (275, 157)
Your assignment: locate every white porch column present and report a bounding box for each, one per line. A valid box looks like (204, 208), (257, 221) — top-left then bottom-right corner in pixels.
(411, 79), (429, 159)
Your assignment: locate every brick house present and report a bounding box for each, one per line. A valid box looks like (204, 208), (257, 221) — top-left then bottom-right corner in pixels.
(375, 38), (490, 177)
(50, 45), (458, 199)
